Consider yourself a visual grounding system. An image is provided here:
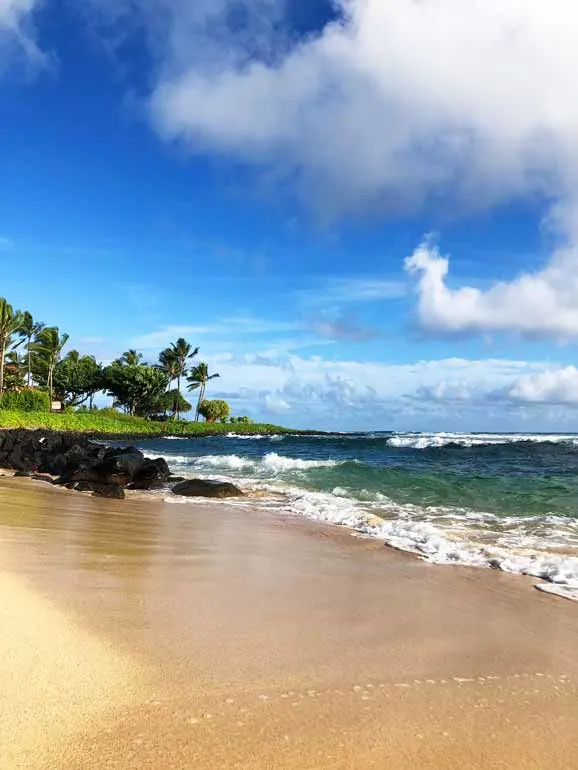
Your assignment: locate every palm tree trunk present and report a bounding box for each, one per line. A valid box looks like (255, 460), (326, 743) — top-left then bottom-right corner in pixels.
(176, 375), (181, 421)
(196, 382), (205, 422)
(0, 337), (5, 395)
(27, 336), (32, 387)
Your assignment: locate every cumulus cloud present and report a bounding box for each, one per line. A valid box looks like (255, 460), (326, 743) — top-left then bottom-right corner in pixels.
(147, 1), (578, 215)
(71, 1), (578, 340)
(508, 366), (578, 405)
(405, 238), (578, 339)
(202, 353), (549, 430)
(109, 0), (578, 340)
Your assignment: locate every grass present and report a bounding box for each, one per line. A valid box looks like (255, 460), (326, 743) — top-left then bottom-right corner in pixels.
(0, 410), (300, 438)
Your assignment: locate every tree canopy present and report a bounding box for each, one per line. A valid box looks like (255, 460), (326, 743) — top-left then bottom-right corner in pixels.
(198, 399), (231, 423)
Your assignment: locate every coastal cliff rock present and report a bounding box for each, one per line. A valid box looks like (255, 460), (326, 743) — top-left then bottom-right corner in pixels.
(172, 479), (244, 499)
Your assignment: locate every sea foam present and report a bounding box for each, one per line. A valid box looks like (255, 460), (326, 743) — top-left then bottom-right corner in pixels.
(388, 432), (578, 449)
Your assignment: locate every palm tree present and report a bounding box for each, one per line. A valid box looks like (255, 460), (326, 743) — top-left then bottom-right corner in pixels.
(116, 350), (143, 366)
(187, 363), (220, 422)
(0, 298), (24, 395)
(19, 311), (44, 387)
(158, 348), (180, 416)
(30, 327), (69, 403)
(170, 338), (199, 420)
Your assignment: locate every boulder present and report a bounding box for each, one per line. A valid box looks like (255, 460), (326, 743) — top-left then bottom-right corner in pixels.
(172, 479), (244, 499)
(66, 480), (126, 499)
(128, 457), (171, 490)
(0, 430), (174, 502)
(127, 480), (166, 491)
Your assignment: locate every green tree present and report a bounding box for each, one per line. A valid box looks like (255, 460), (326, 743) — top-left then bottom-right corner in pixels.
(158, 348), (180, 416)
(115, 350), (143, 366)
(198, 399), (230, 424)
(103, 363), (169, 417)
(18, 311), (44, 387)
(53, 351), (104, 408)
(187, 363), (220, 421)
(167, 338), (198, 420)
(155, 389), (192, 418)
(30, 327), (70, 403)
(0, 298), (24, 395)
(3, 351), (25, 392)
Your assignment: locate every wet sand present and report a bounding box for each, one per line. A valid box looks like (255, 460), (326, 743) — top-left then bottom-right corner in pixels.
(1, 476), (577, 769)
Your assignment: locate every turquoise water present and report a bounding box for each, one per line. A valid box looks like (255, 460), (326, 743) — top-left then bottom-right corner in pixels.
(135, 432), (578, 598)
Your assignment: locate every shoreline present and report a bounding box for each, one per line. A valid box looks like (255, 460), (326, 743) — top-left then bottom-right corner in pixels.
(2, 476), (578, 768)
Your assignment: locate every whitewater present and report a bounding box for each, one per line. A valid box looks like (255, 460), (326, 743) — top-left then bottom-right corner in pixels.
(140, 431), (578, 602)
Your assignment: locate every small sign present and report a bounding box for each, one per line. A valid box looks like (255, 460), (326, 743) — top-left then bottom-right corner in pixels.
(51, 401), (62, 412)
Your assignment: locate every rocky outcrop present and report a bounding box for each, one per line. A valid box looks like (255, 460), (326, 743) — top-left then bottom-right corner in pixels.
(172, 479), (244, 499)
(0, 429), (246, 502)
(0, 430), (173, 499)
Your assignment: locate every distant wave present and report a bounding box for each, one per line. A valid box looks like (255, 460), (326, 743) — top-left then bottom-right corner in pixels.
(388, 432), (578, 449)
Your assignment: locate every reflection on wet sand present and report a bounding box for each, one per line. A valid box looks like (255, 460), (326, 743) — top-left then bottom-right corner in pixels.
(1, 476), (578, 770)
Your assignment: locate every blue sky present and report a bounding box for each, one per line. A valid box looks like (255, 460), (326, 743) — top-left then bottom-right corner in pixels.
(2, 0), (578, 431)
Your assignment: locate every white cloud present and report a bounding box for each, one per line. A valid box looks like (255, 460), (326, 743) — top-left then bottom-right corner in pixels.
(508, 366), (578, 405)
(203, 353), (551, 430)
(115, 0), (578, 341)
(0, 0), (43, 65)
(147, 1), (578, 215)
(405, 238), (578, 339)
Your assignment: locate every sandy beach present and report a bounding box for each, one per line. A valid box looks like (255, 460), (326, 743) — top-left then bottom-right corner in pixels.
(1, 475), (578, 769)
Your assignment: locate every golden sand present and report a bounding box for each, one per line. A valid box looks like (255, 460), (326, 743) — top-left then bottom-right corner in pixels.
(0, 476), (577, 769)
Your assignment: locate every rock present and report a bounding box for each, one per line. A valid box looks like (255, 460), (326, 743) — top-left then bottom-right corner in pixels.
(66, 480), (125, 499)
(14, 470), (31, 477)
(29, 474), (55, 484)
(127, 480), (166, 491)
(172, 479), (244, 499)
(90, 483), (126, 499)
(0, 430), (173, 502)
(168, 476), (186, 483)
(130, 457), (171, 489)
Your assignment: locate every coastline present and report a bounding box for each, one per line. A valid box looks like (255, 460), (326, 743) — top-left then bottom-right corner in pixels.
(1, 476), (578, 769)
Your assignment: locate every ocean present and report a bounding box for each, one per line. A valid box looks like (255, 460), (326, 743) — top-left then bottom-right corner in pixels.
(135, 431), (578, 601)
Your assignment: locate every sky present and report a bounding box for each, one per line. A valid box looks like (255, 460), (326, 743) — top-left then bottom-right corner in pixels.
(2, 0), (578, 431)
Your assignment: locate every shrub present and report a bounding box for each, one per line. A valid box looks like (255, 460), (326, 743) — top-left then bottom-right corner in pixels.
(199, 399), (231, 423)
(0, 389), (50, 412)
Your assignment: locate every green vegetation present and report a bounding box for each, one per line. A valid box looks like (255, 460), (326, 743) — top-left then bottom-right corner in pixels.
(0, 409), (294, 436)
(187, 362), (220, 421)
(0, 295), (298, 436)
(0, 390), (50, 412)
(198, 399), (231, 423)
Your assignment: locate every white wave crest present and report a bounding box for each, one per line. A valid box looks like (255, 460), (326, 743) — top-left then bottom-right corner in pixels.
(148, 451), (342, 475)
(389, 432), (578, 449)
(190, 452), (339, 474)
(226, 433), (270, 439)
(259, 487), (578, 601)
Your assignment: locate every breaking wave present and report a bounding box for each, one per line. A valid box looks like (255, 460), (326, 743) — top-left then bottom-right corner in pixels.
(388, 432), (578, 449)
